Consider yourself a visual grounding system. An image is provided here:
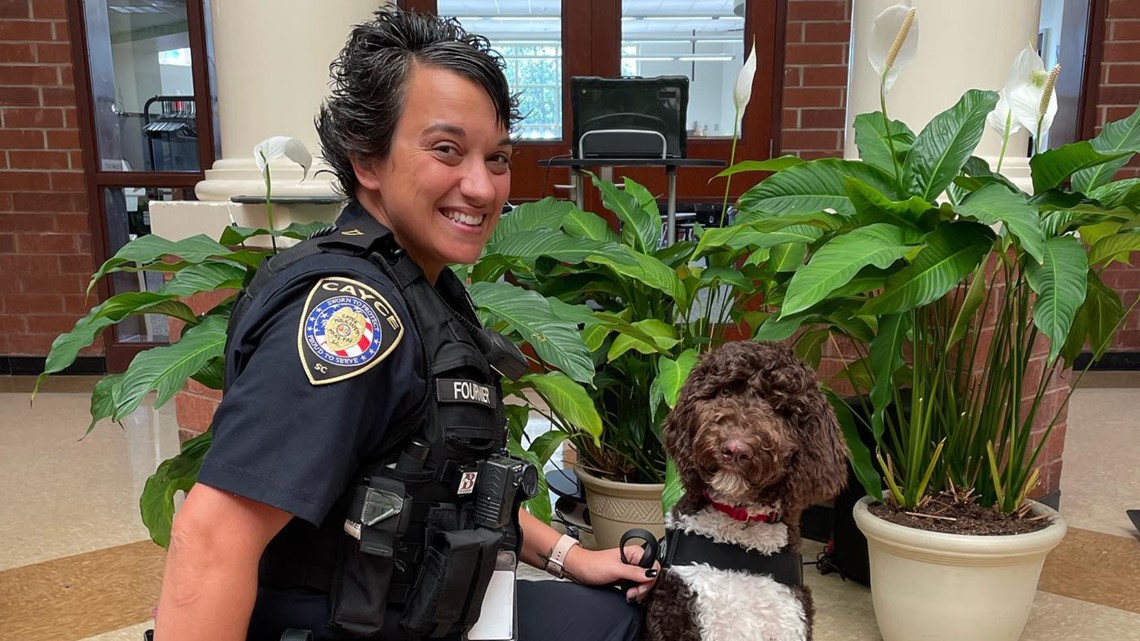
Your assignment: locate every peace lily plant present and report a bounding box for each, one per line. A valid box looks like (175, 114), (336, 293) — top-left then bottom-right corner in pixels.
(36, 137), (321, 546)
(728, 4), (1140, 518)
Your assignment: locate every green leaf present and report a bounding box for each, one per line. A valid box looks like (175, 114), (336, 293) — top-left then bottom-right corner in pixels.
(782, 223), (921, 316)
(1030, 141), (1133, 194)
(86, 373), (124, 435)
(1077, 221), (1123, 250)
(88, 234), (234, 293)
(657, 349), (699, 409)
(36, 292), (198, 387)
(190, 356), (225, 390)
(946, 263), (988, 352)
(141, 430), (212, 548)
(592, 175), (661, 254)
(713, 156), (804, 179)
(158, 262), (248, 297)
(563, 210), (620, 243)
(1088, 178), (1140, 211)
(1072, 102), (1140, 192)
(468, 281), (594, 384)
(608, 318), (680, 360)
(844, 177), (931, 230)
(1062, 269), (1124, 366)
(826, 388), (882, 500)
(523, 371), (603, 443)
(755, 312), (807, 341)
(1026, 235), (1089, 363)
(956, 184), (1046, 264)
(699, 267), (754, 291)
(508, 441), (553, 524)
(869, 313), (910, 445)
(662, 457), (683, 515)
(903, 89), (999, 202)
(862, 222), (995, 315)
(490, 197), (579, 246)
(527, 429), (569, 467)
(505, 403), (530, 444)
(113, 315), (228, 419)
(794, 329), (830, 369)
(769, 242), (808, 273)
(737, 159), (899, 217)
(854, 112), (915, 176)
(218, 220), (333, 246)
(1089, 231), (1140, 267)
(695, 224), (824, 257)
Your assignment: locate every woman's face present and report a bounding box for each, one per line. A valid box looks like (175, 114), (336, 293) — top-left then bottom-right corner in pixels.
(354, 64), (512, 282)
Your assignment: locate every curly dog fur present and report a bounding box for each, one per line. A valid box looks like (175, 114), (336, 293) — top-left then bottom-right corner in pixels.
(643, 341), (847, 641)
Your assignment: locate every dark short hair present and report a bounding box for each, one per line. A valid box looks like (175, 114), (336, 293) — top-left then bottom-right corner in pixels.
(316, 8), (520, 197)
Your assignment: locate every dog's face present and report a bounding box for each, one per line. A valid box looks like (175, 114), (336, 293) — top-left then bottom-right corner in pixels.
(664, 341), (848, 511)
(691, 392), (797, 506)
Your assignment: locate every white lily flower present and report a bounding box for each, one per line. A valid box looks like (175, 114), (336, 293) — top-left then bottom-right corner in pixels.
(734, 37), (758, 116)
(986, 89), (1024, 138)
(869, 4), (919, 94)
(1003, 45), (1060, 139)
(253, 136), (312, 181)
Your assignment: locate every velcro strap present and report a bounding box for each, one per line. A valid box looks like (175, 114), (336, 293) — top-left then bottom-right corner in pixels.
(664, 529), (803, 587)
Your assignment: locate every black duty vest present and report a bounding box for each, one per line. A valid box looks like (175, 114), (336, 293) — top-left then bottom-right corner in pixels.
(225, 217), (526, 639)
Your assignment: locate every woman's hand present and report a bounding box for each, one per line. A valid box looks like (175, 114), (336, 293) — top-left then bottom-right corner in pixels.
(564, 545), (660, 603)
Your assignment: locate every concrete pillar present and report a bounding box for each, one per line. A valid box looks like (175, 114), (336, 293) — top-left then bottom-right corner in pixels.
(194, 0), (387, 202)
(845, 0), (1042, 191)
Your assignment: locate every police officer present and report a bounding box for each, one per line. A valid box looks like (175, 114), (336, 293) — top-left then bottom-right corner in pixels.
(153, 8), (656, 641)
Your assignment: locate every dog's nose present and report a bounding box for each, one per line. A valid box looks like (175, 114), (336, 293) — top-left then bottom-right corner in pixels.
(721, 438), (753, 462)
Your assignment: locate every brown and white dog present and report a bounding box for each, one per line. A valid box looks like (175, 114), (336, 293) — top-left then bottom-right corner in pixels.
(643, 341), (848, 641)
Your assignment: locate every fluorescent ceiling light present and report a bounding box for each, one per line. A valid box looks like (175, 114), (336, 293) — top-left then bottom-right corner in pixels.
(677, 55), (733, 61)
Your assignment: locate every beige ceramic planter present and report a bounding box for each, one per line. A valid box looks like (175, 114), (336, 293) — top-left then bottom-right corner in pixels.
(853, 497), (1067, 641)
(575, 465), (665, 550)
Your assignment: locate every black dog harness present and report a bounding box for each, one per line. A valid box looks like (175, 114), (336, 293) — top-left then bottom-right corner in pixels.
(663, 529), (804, 587)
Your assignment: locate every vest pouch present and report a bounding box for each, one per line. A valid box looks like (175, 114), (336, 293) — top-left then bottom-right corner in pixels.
(328, 475), (408, 637)
(436, 377), (500, 459)
(400, 528), (503, 638)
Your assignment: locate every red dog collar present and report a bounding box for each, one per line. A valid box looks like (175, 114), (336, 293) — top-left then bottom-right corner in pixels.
(704, 493), (781, 523)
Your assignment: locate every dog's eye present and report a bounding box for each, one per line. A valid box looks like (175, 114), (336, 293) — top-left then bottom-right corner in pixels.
(718, 388), (731, 398)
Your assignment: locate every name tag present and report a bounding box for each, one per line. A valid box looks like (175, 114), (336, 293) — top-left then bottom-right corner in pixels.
(437, 379), (497, 409)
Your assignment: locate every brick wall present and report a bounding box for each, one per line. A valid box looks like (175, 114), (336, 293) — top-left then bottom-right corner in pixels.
(0, 0), (95, 358)
(780, 0), (851, 160)
(1098, 0), (1140, 351)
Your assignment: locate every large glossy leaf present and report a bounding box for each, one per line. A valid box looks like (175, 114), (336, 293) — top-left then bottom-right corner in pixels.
(854, 112), (915, 176)
(770, 242), (809, 273)
(468, 281), (594, 384)
(522, 371), (603, 443)
(113, 315), (228, 419)
(662, 457), (683, 514)
(826, 388), (882, 500)
(158, 262), (248, 297)
(869, 313), (909, 445)
(1072, 102), (1140, 192)
(1026, 235), (1088, 363)
(844, 177), (931, 230)
(903, 89), (999, 202)
(782, 224), (921, 316)
(1031, 141), (1132, 194)
(141, 430), (211, 548)
(946, 263), (988, 352)
(1089, 231), (1140, 266)
(737, 159), (899, 217)
(699, 267), (754, 291)
(657, 349), (699, 409)
(490, 197), (578, 246)
(1061, 269), (1124, 367)
(956, 184), (1045, 264)
(36, 293), (198, 388)
(218, 220), (332, 246)
(563, 210), (620, 243)
(88, 234), (233, 292)
(190, 356), (225, 391)
(86, 373), (123, 435)
(608, 319), (680, 361)
(695, 224), (824, 257)
(592, 175), (661, 254)
(713, 155), (804, 179)
(1088, 178), (1140, 212)
(862, 222), (995, 315)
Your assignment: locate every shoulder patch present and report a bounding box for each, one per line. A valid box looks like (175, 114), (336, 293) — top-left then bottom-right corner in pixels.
(298, 276), (405, 385)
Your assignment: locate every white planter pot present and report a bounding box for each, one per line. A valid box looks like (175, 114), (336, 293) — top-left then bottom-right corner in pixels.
(853, 497), (1067, 641)
(575, 465), (665, 550)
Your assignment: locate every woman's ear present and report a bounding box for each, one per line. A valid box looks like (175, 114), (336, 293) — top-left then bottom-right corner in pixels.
(350, 152), (383, 192)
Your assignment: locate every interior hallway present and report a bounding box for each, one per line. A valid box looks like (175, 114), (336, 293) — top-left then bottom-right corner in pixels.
(1, 372), (1138, 641)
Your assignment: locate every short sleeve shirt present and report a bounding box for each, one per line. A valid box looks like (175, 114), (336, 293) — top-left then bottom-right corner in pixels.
(197, 208), (424, 527)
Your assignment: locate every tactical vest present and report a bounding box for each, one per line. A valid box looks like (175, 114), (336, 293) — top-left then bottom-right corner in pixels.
(225, 220), (532, 639)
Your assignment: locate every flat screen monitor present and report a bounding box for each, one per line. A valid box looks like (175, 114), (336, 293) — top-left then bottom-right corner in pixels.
(570, 75), (689, 159)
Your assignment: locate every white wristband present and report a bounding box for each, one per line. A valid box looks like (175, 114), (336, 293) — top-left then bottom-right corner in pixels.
(544, 534), (580, 579)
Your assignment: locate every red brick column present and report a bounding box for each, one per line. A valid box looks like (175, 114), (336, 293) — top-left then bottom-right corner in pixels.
(1097, 0), (1140, 351)
(780, 0), (851, 160)
(0, 0), (94, 358)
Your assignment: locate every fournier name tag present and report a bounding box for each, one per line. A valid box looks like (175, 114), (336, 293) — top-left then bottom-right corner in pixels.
(298, 276), (405, 385)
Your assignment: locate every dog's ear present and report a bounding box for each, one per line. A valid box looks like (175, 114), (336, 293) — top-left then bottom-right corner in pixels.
(663, 356), (716, 493)
(751, 342), (849, 509)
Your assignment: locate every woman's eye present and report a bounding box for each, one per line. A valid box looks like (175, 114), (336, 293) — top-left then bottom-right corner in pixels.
(488, 153), (512, 174)
(434, 144), (459, 156)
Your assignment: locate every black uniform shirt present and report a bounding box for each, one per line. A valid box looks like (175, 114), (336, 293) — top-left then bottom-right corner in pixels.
(198, 204), (425, 527)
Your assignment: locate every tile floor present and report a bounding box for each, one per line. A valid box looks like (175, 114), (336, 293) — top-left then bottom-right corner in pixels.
(1, 373), (1138, 641)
